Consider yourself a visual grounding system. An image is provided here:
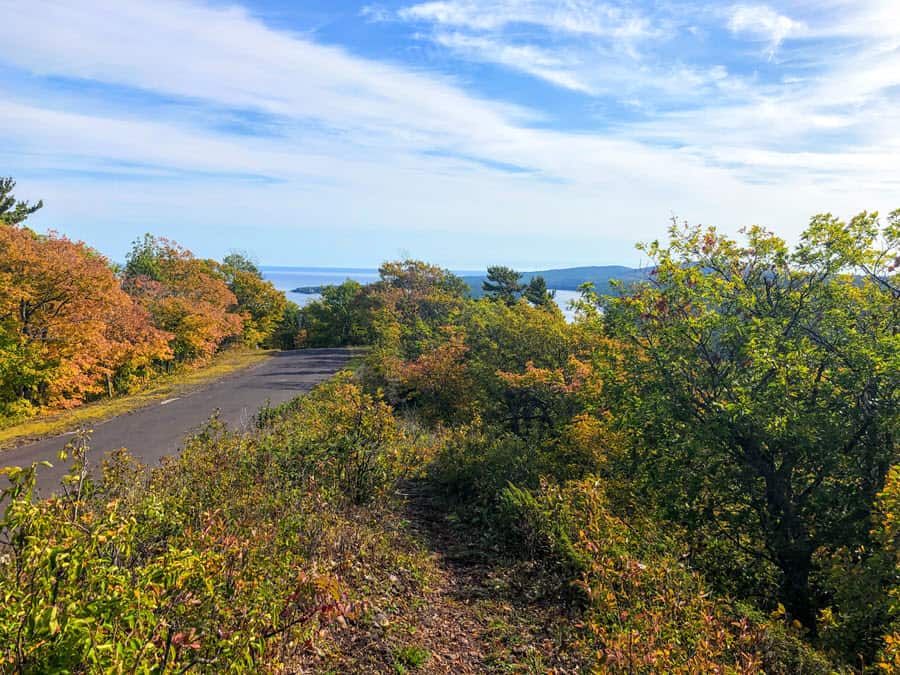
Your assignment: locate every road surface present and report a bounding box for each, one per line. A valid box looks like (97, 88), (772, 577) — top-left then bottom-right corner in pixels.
(1, 348), (353, 497)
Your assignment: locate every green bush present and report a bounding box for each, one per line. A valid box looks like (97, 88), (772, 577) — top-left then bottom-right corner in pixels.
(261, 372), (410, 505)
(496, 478), (837, 674)
(0, 377), (428, 672)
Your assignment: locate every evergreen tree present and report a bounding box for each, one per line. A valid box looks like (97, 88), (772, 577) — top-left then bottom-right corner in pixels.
(524, 275), (556, 308)
(482, 265), (523, 305)
(0, 177), (43, 226)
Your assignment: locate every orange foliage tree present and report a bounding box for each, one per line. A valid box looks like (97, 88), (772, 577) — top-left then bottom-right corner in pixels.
(0, 224), (171, 415)
(124, 234), (243, 362)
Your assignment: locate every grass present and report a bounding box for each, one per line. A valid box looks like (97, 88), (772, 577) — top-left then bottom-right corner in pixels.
(393, 646), (431, 672)
(0, 347), (274, 449)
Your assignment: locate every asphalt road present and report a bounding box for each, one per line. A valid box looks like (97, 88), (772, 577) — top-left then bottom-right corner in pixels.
(1, 348), (353, 498)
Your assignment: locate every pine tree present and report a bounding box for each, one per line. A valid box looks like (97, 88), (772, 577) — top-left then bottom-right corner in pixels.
(482, 265), (523, 305)
(0, 177), (43, 226)
(524, 275), (556, 308)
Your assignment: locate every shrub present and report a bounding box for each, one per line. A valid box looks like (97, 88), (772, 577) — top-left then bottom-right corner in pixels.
(0, 376), (431, 672)
(497, 478), (837, 673)
(264, 372), (409, 504)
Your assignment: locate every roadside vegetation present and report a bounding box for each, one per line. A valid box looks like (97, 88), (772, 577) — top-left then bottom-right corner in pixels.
(0, 347), (271, 448)
(0, 178), (301, 426)
(1, 177), (898, 672)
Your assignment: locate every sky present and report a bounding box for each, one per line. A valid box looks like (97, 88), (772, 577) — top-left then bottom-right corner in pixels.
(1, 0), (899, 269)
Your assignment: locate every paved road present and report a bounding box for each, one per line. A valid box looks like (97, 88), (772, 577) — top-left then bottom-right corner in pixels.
(1, 348), (353, 498)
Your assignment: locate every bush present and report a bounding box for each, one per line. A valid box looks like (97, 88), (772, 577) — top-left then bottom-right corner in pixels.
(497, 478), (836, 673)
(0, 376), (431, 672)
(426, 412), (608, 516)
(263, 372), (411, 504)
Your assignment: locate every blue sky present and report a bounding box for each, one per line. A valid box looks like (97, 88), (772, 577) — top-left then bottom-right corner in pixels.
(1, 0), (898, 268)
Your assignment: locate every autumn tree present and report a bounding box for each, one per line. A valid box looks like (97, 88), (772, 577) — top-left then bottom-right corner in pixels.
(392, 327), (474, 425)
(374, 260), (470, 316)
(482, 265), (523, 305)
(219, 254), (287, 346)
(368, 260), (469, 358)
(124, 235), (242, 362)
(98, 297), (173, 396)
(600, 213), (900, 631)
(0, 225), (170, 414)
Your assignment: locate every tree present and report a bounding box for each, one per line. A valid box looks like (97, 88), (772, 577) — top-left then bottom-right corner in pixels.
(98, 298), (173, 396)
(375, 260), (470, 310)
(0, 177), (42, 226)
(482, 265), (523, 305)
(461, 298), (577, 433)
(300, 281), (369, 347)
(124, 235), (242, 362)
(267, 301), (302, 350)
(600, 213), (900, 630)
(369, 260), (469, 358)
(0, 226), (170, 412)
(524, 275), (556, 308)
(124, 233), (164, 281)
(220, 257), (286, 346)
(221, 252), (261, 278)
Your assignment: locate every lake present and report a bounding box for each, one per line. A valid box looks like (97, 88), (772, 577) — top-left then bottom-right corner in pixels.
(261, 266), (583, 321)
(261, 266), (381, 308)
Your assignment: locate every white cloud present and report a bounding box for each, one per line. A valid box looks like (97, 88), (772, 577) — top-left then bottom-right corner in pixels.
(395, 1), (748, 100)
(432, 32), (595, 93)
(804, 0), (900, 40)
(0, 0), (544, 153)
(399, 0), (653, 38)
(0, 0), (897, 266)
(727, 4), (806, 58)
(360, 4), (391, 22)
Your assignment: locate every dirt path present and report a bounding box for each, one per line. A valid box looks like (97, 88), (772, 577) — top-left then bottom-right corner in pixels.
(291, 478), (583, 674)
(398, 480), (584, 674)
(397, 481), (509, 673)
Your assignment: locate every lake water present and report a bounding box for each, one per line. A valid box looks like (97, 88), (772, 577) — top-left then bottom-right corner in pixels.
(261, 266), (381, 308)
(261, 266), (582, 320)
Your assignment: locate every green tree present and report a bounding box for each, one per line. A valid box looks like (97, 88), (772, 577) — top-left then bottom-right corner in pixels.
(0, 177), (42, 226)
(124, 233), (164, 281)
(524, 275), (556, 308)
(483, 265), (524, 305)
(300, 280), (369, 347)
(222, 251), (261, 278)
(267, 301), (302, 349)
(601, 213), (899, 631)
(220, 255), (286, 346)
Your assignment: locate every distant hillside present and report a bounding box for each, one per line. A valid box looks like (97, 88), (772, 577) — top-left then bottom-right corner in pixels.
(462, 265), (653, 297)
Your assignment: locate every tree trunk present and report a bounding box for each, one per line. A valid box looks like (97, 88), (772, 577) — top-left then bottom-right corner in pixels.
(776, 543), (816, 629)
(764, 463), (817, 630)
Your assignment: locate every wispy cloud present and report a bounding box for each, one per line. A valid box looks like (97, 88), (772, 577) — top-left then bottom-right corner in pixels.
(0, 0), (897, 267)
(398, 0), (654, 38)
(391, 1), (750, 103)
(431, 32), (595, 93)
(726, 4), (806, 59)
